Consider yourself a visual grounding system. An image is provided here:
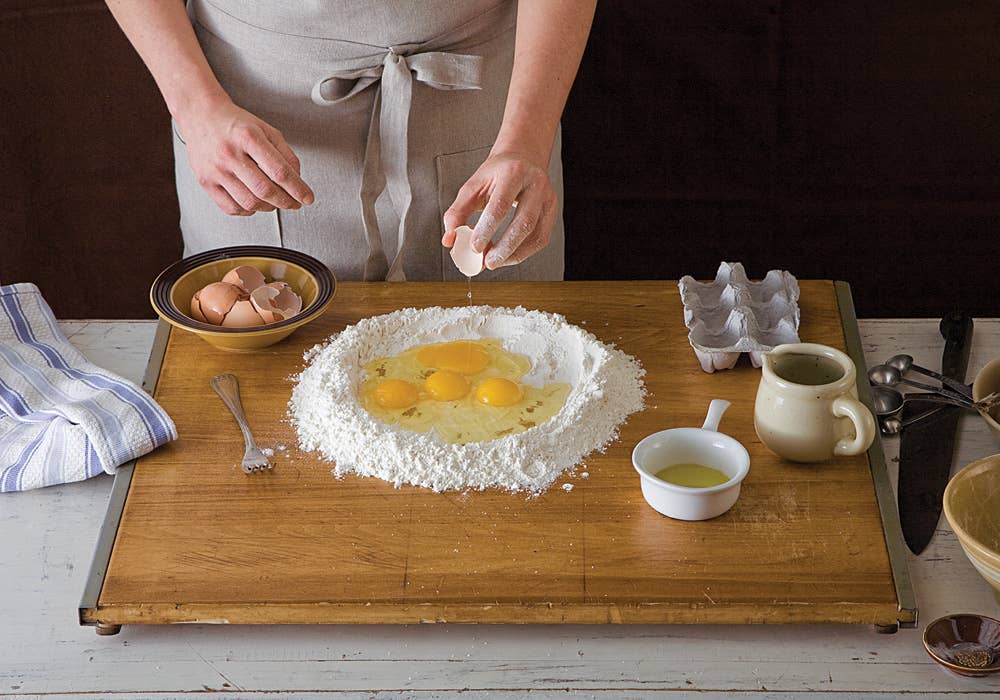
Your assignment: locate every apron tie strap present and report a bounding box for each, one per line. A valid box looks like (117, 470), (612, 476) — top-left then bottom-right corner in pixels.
(311, 48), (483, 280)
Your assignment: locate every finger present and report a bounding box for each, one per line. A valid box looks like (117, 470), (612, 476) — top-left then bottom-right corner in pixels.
(220, 174), (276, 213)
(206, 184), (253, 217)
(243, 131), (314, 206)
(470, 180), (518, 253)
(230, 153), (299, 210)
(441, 229), (458, 247)
(262, 126), (301, 173)
(484, 186), (545, 270)
(443, 178), (486, 235)
(498, 197), (557, 267)
(262, 128), (316, 205)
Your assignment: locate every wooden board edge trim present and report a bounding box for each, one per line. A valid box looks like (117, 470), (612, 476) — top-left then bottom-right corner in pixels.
(834, 280), (918, 628)
(78, 321), (172, 626)
(79, 601), (904, 627)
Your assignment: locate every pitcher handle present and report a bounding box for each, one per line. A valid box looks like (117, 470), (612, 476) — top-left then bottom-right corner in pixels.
(832, 396), (876, 456)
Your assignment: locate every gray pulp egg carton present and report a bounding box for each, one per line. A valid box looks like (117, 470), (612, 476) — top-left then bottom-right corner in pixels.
(678, 262), (801, 373)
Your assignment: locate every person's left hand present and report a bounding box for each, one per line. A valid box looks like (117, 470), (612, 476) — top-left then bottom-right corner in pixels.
(442, 152), (557, 270)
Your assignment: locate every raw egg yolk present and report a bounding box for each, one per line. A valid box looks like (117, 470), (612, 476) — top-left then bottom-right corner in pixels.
(417, 341), (490, 375)
(475, 378), (523, 407)
(423, 370), (469, 401)
(374, 379), (420, 409)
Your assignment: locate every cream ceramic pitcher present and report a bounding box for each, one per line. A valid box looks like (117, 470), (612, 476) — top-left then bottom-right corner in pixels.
(754, 343), (876, 462)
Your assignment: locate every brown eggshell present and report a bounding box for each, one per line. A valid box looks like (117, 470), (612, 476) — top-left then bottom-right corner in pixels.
(222, 265), (266, 294)
(250, 281), (303, 323)
(190, 292), (208, 322)
(221, 300), (266, 328)
(193, 282), (244, 325)
(268, 281), (303, 315)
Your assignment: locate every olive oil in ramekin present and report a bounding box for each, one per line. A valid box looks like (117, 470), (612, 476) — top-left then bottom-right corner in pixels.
(654, 463), (730, 488)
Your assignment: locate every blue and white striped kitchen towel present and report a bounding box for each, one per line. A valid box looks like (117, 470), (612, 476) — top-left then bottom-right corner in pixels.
(0, 283), (176, 492)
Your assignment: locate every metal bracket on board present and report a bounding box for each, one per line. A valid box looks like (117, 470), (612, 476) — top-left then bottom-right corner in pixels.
(835, 281), (918, 630)
(78, 320), (172, 633)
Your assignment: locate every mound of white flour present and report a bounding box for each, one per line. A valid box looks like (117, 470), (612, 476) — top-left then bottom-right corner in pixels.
(289, 305), (645, 493)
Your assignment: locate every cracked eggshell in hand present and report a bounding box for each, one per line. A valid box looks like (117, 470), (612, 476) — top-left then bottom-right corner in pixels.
(449, 225), (485, 277)
(222, 265), (266, 294)
(250, 281), (303, 323)
(191, 282), (246, 325)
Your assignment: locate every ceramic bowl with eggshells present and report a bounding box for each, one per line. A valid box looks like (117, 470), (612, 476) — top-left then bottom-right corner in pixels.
(151, 246), (336, 351)
(973, 357), (1000, 440)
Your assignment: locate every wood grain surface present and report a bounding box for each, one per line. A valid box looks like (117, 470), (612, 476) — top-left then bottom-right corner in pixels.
(89, 281), (901, 626)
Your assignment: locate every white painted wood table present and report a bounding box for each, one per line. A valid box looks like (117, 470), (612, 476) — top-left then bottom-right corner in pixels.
(2, 319), (999, 699)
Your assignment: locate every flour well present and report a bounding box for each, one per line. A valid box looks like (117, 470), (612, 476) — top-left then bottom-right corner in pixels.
(290, 305), (646, 493)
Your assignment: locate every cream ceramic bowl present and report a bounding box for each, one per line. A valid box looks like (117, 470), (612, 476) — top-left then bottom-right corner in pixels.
(150, 246), (336, 352)
(632, 400), (750, 521)
(943, 454), (1000, 602)
(972, 357), (1000, 441)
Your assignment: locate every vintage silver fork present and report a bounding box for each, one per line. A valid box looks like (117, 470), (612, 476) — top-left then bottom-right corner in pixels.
(210, 373), (272, 474)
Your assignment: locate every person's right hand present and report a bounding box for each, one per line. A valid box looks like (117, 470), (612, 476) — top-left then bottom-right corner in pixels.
(176, 97), (314, 216)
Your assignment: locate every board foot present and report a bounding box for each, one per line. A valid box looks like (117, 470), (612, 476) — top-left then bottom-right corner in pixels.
(95, 623), (121, 636)
(875, 623), (898, 634)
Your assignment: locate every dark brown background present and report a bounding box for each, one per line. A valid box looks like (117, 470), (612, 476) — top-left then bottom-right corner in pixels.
(2, 1), (998, 319)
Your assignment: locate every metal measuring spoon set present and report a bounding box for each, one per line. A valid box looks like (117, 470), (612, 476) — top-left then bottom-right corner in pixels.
(868, 354), (1000, 435)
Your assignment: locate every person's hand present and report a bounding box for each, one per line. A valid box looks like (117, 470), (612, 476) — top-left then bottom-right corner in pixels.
(442, 152), (557, 269)
(175, 96), (314, 216)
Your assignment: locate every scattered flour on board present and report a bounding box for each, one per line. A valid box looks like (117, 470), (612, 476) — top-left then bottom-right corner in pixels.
(289, 305), (646, 494)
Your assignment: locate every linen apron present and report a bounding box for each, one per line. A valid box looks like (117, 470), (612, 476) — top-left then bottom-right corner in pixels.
(173, 0), (565, 282)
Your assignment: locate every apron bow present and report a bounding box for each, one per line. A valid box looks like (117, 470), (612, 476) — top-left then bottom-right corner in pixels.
(311, 47), (483, 280)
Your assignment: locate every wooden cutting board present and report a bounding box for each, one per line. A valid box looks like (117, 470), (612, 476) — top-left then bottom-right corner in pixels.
(81, 281), (915, 630)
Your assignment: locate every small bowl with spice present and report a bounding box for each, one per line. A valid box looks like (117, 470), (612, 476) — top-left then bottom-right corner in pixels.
(631, 399), (750, 520)
(151, 245), (336, 352)
(922, 614), (1000, 676)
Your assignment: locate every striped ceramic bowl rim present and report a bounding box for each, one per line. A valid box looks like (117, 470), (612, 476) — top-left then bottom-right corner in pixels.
(150, 245), (336, 333)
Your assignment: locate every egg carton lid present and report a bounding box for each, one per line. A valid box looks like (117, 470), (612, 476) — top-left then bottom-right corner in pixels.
(678, 262), (801, 373)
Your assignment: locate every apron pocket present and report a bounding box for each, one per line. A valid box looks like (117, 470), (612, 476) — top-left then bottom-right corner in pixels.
(435, 145), (520, 281)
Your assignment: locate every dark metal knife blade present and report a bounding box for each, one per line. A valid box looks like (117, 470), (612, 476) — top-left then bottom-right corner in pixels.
(897, 312), (973, 554)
